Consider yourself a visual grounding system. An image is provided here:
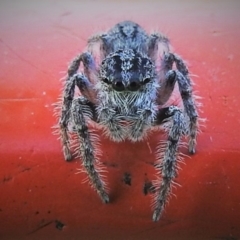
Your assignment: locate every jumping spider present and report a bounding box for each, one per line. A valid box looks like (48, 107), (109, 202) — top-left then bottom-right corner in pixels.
(55, 21), (199, 222)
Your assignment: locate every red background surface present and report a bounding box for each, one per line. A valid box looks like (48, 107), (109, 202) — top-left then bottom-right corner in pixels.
(0, 0), (240, 239)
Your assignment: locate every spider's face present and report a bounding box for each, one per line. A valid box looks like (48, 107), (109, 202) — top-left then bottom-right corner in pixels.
(99, 49), (155, 92)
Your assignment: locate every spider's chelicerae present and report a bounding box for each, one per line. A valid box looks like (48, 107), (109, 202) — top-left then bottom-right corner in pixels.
(55, 21), (199, 222)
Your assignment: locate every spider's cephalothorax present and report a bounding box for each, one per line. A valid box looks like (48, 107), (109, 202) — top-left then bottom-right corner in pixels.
(97, 49), (158, 142)
(55, 21), (199, 221)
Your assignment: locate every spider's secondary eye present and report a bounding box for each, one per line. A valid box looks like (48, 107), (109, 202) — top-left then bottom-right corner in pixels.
(143, 78), (151, 84)
(102, 78), (110, 84)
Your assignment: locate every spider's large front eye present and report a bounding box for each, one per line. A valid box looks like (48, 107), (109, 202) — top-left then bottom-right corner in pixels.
(102, 78), (111, 84)
(143, 78), (151, 84)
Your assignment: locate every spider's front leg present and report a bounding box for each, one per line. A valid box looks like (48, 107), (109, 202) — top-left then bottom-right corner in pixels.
(173, 54), (198, 154)
(153, 106), (186, 222)
(59, 72), (95, 161)
(59, 73), (77, 161)
(59, 53), (97, 161)
(71, 97), (109, 203)
(158, 53), (199, 154)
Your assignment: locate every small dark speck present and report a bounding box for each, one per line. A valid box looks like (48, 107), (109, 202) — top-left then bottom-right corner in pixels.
(21, 167), (31, 172)
(102, 162), (118, 168)
(55, 220), (65, 230)
(143, 180), (155, 195)
(60, 11), (72, 17)
(3, 176), (12, 183)
(48, 210), (51, 214)
(35, 211), (39, 215)
(122, 172), (131, 186)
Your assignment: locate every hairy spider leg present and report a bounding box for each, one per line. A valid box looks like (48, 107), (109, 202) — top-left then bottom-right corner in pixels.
(156, 52), (198, 154)
(60, 54), (108, 202)
(59, 53), (99, 161)
(153, 106), (186, 222)
(173, 54), (198, 154)
(72, 97), (109, 203)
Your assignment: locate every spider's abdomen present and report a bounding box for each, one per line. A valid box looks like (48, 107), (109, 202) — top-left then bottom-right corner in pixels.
(102, 21), (149, 54)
